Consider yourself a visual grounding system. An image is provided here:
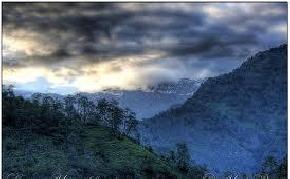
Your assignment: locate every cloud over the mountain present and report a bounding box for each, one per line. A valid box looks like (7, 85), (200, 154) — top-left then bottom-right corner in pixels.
(3, 3), (287, 92)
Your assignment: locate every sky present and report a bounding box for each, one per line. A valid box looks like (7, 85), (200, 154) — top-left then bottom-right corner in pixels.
(3, 3), (287, 94)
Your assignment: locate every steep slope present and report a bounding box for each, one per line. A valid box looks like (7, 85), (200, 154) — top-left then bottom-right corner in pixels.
(140, 45), (287, 173)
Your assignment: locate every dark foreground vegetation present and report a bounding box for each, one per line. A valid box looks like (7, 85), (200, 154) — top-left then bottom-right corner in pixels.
(3, 85), (206, 178)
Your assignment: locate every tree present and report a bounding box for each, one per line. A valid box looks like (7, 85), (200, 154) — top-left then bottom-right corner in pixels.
(64, 95), (78, 120)
(123, 108), (138, 136)
(31, 93), (42, 105)
(188, 165), (207, 178)
(41, 96), (54, 124)
(175, 143), (191, 172)
(76, 95), (89, 123)
(261, 155), (278, 175)
(97, 98), (110, 125)
(169, 150), (176, 164)
(276, 156), (287, 178)
(110, 103), (124, 137)
(3, 85), (16, 127)
(42, 96), (54, 110)
(85, 101), (98, 124)
(97, 99), (123, 137)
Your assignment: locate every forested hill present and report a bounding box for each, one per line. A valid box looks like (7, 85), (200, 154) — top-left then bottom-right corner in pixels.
(2, 87), (206, 178)
(140, 44), (287, 173)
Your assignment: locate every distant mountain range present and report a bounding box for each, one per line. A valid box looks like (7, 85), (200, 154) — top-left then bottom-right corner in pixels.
(15, 78), (203, 120)
(139, 45), (287, 173)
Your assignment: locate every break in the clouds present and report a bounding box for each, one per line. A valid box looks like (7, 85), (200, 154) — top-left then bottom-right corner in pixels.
(3, 3), (287, 93)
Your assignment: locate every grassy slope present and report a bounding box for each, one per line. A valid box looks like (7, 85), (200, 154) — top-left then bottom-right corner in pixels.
(3, 125), (184, 178)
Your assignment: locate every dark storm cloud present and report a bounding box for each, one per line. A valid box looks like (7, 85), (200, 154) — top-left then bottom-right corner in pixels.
(3, 3), (287, 71)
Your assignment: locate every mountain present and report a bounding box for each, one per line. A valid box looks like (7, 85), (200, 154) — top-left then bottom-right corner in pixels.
(17, 78), (202, 120)
(80, 78), (203, 120)
(139, 45), (287, 173)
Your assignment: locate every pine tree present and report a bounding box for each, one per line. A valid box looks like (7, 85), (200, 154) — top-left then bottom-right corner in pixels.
(261, 155), (278, 175)
(175, 143), (190, 172)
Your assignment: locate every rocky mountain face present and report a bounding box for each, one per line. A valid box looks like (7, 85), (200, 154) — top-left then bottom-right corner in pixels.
(15, 78), (202, 120)
(140, 45), (287, 173)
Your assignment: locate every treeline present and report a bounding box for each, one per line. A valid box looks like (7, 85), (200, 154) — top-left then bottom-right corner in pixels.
(159, 143), (207, 178)
(3, 85), (139, 140)
(259, 155), (287, 178)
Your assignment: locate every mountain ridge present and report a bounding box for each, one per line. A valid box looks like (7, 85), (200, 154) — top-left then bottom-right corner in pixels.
(15, 78), (203, 120)
(140, 44), (287, 173)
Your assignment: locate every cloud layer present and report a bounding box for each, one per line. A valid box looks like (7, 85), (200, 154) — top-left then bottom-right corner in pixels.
(3, 3), (287, 93)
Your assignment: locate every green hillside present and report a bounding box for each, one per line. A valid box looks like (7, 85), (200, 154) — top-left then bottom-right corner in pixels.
(2, 87), (205, 178)
(4, 124), (184, 178)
